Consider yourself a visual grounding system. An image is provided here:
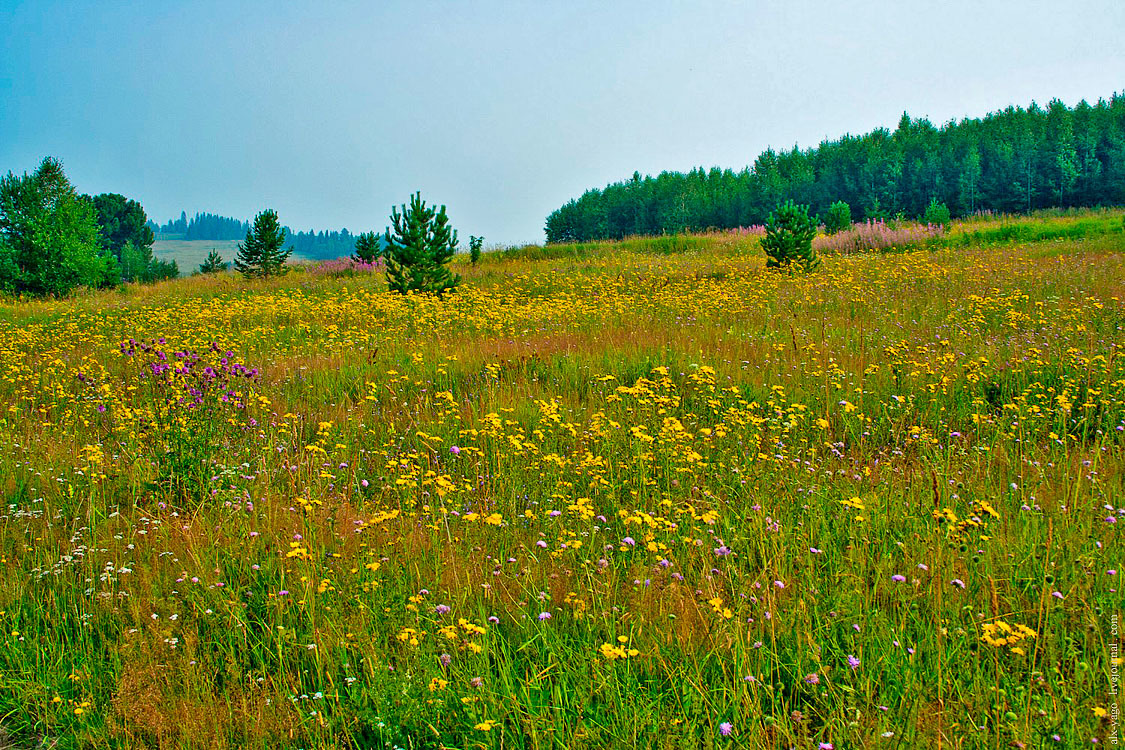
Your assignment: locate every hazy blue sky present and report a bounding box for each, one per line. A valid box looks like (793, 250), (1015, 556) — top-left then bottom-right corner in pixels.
(2, 1), (1122, 244)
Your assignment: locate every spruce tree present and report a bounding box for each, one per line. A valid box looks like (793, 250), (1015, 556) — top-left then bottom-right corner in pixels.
(198, 250), (228, 274)
(383, 192), (460, 295)
(762, 200), (819, 273)
(352, 231), (381, 263)
(823, 201), (852, 234)
(923, 198), (951, 230)
(469, 235), (483, 265)
(235, 209), (290, 278)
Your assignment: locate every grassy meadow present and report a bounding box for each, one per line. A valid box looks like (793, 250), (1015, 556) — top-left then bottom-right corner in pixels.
(0, 212), (1121, 748)
(152, 240), (244, 275)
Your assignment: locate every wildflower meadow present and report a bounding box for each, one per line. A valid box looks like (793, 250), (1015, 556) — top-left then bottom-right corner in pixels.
(0, 211), (1121, 748)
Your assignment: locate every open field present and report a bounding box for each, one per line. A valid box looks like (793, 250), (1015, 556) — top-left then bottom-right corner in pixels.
(0, 212), (1121, 748)
(152, 240), (244, 275)
(153, 240), (327, 275)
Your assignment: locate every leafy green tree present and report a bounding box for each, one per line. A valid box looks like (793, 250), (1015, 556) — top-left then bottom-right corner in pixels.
(823, 201), (852, 234)
(90, 193), (154, 254)
(89, 192), (176, 282)
(235, 209), (291, 278)
(352, 231), (381, 263)
(469, 235), (483, 265)
(0, 157), (116, 296)
(198, 250), (228, 274)
(383, 192), (460, 295)
(923, 198), (951, 229)
(762, 200), (819, 272)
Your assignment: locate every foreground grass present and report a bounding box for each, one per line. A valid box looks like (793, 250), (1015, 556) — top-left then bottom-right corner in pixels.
(0, 215), (1121, 748)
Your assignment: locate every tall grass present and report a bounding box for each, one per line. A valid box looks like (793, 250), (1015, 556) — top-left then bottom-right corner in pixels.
(0, 212), (1120, 748)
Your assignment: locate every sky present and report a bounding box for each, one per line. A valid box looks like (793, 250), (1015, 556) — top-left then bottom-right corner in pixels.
(1, 1), (1122, 245)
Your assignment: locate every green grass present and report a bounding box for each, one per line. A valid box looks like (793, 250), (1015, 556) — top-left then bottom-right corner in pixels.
(0, 211), (1120, 748)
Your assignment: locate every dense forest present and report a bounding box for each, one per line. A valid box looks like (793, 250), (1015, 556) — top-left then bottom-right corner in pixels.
(151, 211), (364, 260)
(545, 95), (1125, 242)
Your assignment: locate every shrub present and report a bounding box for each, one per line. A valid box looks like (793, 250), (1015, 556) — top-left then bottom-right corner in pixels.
(383, 192), (460, 295)
(763, 200), (819, 272)
(814, 219), (944, 254)
(469, 235), (483, 265)
(352, 231), (381, 264)
(924, 198), (952, 230)
(823, 200), (852, 235)
(198, 250), (228, 274)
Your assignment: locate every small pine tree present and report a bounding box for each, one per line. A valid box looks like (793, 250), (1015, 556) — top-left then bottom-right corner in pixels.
(198, 250), (228, 274)
(823, 200), (852, 235)
(763, 200), (819, 272)
(469, 235), (483, 265)
(352, 231), (381, 263)
(923, 198), (951, 230)
(383, 192), (461, 295)
(235, 209), (291, 278)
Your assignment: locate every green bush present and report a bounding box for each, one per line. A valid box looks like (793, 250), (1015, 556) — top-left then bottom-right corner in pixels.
(924, 198), (952, 230)
(352, 231), (381, 264)
(823, 200), (852, 235)
(763, 200), (819, 272)
(198, 250), (228, 275)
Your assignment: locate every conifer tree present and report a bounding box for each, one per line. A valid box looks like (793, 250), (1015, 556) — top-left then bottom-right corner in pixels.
(235, 209), (290, 278)
(923, 198), (951, 230)
(469, 235), (483, 265)
(823, 201), (852, 234)
(198, 250), (228, 274)
(383, 192), (460, 295)
(352, 231), (381, 263)
(762, 200), (819, 272)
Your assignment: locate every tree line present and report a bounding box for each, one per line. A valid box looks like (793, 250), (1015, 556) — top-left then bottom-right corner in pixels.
(151, 211), (363, 260)
(545, 95), (1125, 243)
(1, 158), (470, 297)
(0, 158), (177, 296)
